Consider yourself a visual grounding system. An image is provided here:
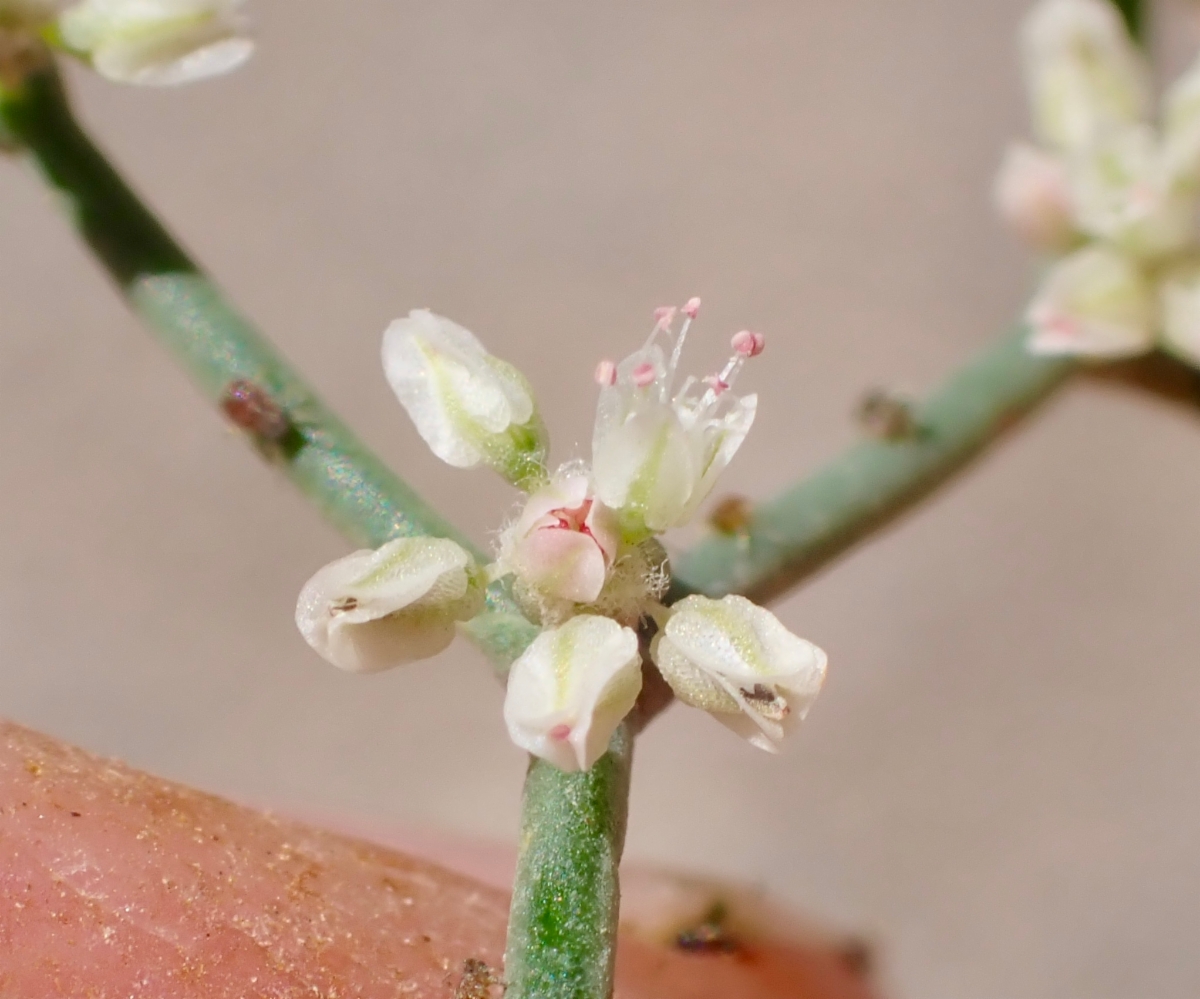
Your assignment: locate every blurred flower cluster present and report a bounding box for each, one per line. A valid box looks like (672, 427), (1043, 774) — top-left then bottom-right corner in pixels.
(0, 0), (251, 86)
(296, 305), (827, 771)
(995, 0), (1200, 363)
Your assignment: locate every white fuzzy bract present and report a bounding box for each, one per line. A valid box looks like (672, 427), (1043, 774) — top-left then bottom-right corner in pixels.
(383, 309), (548, 489)
(503, 614), (643, 772)
(296, 536), (485, 674)
(59, 0), (252, 85)
(651, 595), (827, 752)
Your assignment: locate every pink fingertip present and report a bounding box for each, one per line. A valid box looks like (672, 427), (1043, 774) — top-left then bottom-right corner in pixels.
(732, 329), (766, 357)
(683, 297), (701, 319)
(632, 362), (657, 387)
(594, 360), (617, 386)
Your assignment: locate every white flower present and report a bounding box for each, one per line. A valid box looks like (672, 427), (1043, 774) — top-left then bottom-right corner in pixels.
(993, 142), (1077, 251)
(1022, 0), (1148, 153)
(1163, 53), (1200, 194)
(503, 614), (643, 772)
(1160, 257), (1200, 366)
(651, 594), (826, 752)
(496, 468), (620, 608)
(1069, 124), (1198, 261)
(1026, 244), (1155, 356)
(59, 0), (253, 86)
(296, 536), (485, 674)
(383, 309), (548, 489)
(591, 301), (759, 536)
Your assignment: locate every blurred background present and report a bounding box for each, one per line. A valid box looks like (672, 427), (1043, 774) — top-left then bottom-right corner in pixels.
(2, 2), (1200, 997)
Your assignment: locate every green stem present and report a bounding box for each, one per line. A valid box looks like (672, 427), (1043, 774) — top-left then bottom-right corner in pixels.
(672, 328), (1075, 603)
(0, 65), (535, 668)
(504, 726), (632, 999)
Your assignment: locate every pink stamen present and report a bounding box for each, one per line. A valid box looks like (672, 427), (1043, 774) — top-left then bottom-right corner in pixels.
(683, 296), (701, 319)
(654, 306), (677, 329)
(704, 375), (730, 395)
(549, 724), (572, 741)
(731, 329), (766, 358)
(632, 362), (657, 387)
(594, 359), (617, 386)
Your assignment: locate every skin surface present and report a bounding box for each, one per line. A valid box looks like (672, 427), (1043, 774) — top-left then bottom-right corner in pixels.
(0, 721), (880, 999)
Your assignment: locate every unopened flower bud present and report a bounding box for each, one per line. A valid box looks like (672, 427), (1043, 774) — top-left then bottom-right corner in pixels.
(296, 536), (485, 674)
(651, 595), (826, 752)
(993, 142), (1076, 251)
(1026, 245), (1155, 357)
(498, 469), (620, 608)
(1021, 0), (1147, 153)
(383, 309), (549, 490)
(58, 0), (253, 85)
(503, 614), (643, 772)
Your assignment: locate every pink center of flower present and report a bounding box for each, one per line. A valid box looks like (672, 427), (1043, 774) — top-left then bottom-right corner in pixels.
(538, 498), (613, 566)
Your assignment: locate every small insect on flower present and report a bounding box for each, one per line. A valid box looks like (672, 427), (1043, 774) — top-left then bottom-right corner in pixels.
(220, 379), (293, 443)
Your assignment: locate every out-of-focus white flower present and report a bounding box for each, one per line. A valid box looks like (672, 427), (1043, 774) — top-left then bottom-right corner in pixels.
(1026, 244), (1155, 356)
(383, 309), (548, 490)
(497, 468), (620, 607)
(503, 614), (642, 772)
(1160, 257), (1200, 366)
(651, 594), (826, 752)
(1163, 54), (1200, 193)
(59, 0), (253, 85)
(1022, 0), (1148, 153)
(296, 536), (485, 674)
(994, 142), (1077, 251)
(592, 300), (759, 536)
(1069, 124), (1198, 261)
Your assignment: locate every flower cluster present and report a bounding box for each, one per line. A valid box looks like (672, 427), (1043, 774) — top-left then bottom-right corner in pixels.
(0, 0), (251, 86)
(995, 0), (1200, 363)
(296, 303), (827, 771)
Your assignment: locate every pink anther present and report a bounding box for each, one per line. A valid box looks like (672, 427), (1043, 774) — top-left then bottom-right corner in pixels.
(549, 724), (572, 741)
(683, 297), (702, 319)
(731, 329), (766, 357)
(704, 375), (730, 395)
(654, 305), (677, 329)
(632, 362), (657, 387)
(594, 359), (617, 386)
